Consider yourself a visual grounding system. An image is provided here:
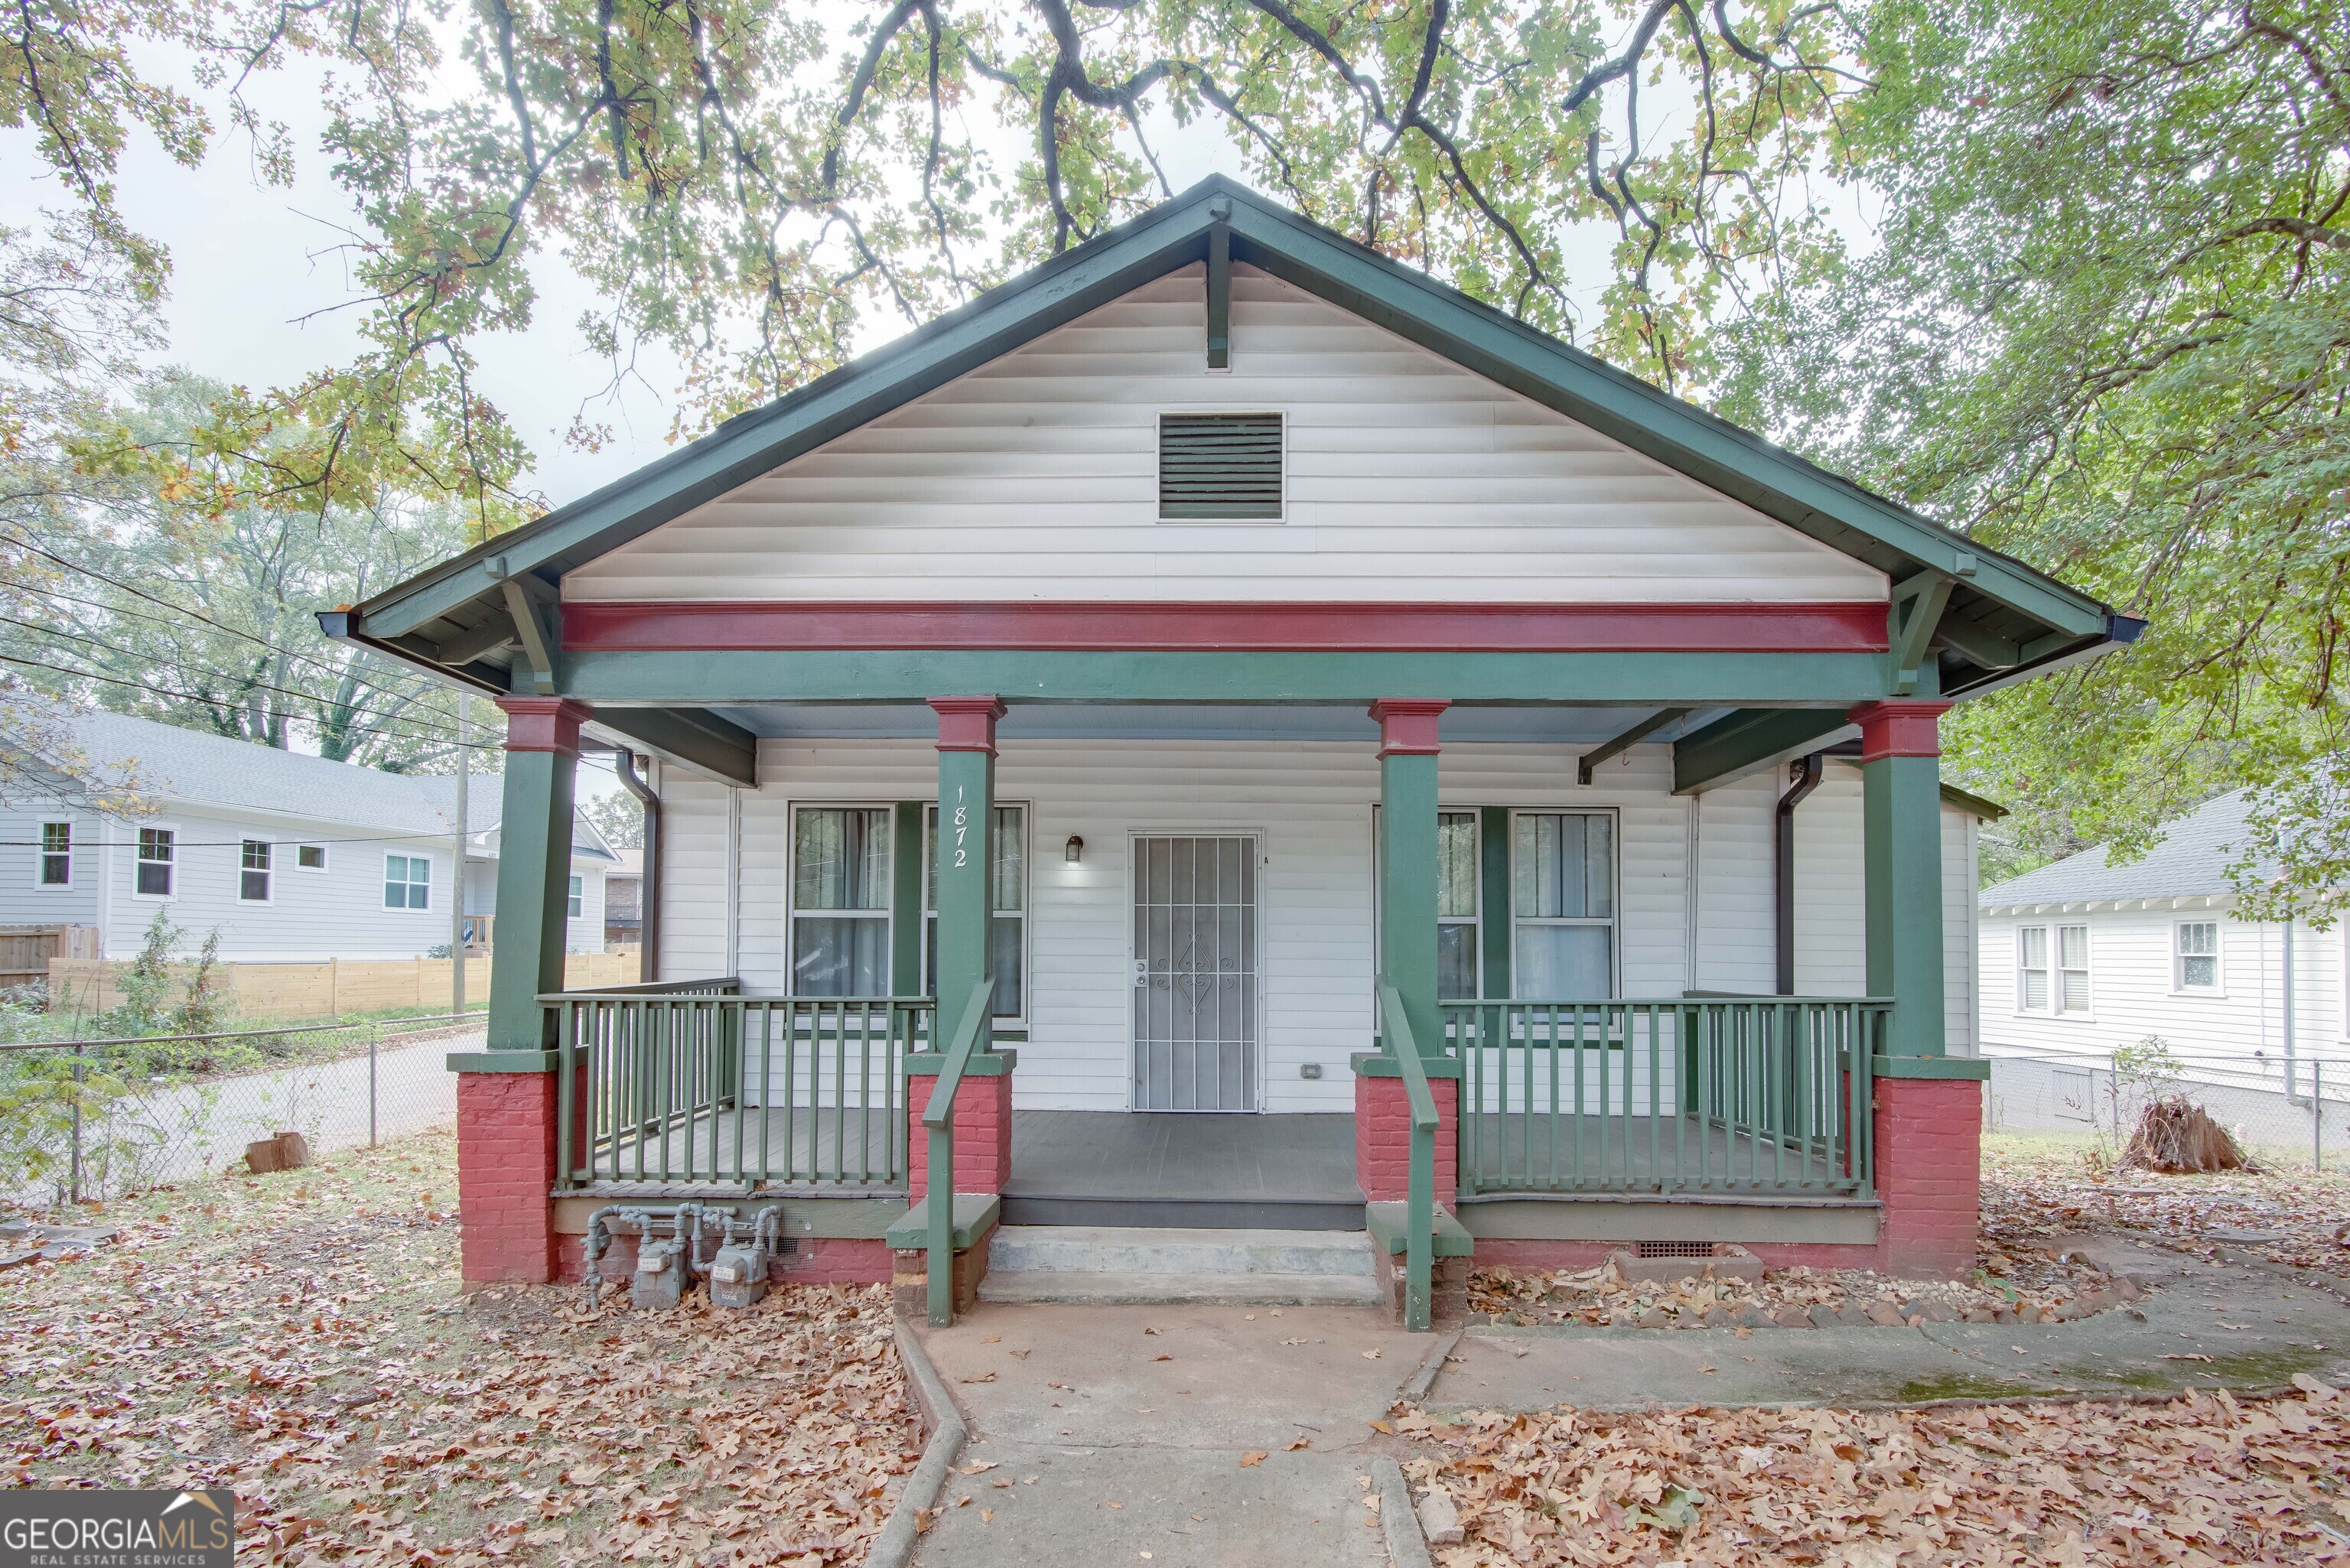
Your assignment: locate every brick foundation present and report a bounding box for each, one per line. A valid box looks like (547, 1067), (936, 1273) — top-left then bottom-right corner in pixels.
(891, 1218), (999, 1316)
(455, 1070), (561, 1285)
(1468, 1238), (1883, 1275)
(906, 1072), (1014, 1199)
(556, 1232), (894, 1287)
(1374, 1251), (1469, 1325)
(1353, 1072), (1458, 1207)
(1873, 1075), (1984, 1279)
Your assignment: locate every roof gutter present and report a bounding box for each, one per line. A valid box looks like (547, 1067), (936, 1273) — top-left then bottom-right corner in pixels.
(1941, 612), (2148, 700)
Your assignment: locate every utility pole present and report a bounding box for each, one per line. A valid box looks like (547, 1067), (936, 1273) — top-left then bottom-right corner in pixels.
(451, 693), (470, 1016)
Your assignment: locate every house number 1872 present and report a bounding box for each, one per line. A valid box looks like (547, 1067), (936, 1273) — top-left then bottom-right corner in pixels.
(952, 788), (968, 867)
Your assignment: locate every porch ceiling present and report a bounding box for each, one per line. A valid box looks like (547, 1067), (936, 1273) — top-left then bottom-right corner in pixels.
(708, 701), (1733, 745)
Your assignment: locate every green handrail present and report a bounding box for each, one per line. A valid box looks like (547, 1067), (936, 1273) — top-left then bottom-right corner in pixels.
(1375, 978), (1438, 1332)
(924, 978), (997, 1326)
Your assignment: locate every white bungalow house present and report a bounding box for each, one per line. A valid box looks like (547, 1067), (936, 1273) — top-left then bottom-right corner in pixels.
(0, 709), (618, 963)
(325, 179), (2137, 1325)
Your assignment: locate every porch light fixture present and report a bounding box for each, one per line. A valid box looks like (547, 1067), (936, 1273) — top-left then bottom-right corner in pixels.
(1065, 834), (1084, 864)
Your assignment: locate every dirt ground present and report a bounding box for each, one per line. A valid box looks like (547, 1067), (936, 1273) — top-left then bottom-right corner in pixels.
(0, 1130), (919, 1566)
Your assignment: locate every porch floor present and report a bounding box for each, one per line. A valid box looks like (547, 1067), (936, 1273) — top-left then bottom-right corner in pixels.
(1001, 1111), (1366, 1231)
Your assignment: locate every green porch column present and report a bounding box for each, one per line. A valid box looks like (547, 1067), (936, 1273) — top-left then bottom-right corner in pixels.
(487, 697), (591, 1051)
(890, 801), (926, 997)
(1372, 700), (1449, 1054)
(929, 698), (1004, 1046)
(1851, 701), (1953, 1057)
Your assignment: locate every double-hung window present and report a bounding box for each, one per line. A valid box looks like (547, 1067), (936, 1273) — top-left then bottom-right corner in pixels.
(1437, 812), (1479, 1000)
(567, 875), (584, 919)
(790, 807), (890, 997)
(136, 828), (174, 896)
(1512, 812), (1616, 997)
(926, 805), (1027, 1019)
(2176, 922), (2219, 991)
(239, 840), (272, 902)
(37, 822), (70, 886)
(2016, 926), (2049, 1011)
(384, 854), (430, 909)
(2056, 924), (2091, 1013)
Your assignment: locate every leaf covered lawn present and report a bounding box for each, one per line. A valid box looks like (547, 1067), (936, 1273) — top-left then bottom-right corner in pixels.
(0, 1131), (920, 1566)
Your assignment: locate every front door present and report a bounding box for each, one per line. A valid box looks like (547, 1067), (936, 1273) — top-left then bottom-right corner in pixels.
(1131, 834), (1258, 1111)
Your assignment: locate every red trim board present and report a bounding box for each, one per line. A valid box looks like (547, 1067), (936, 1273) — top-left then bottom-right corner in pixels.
(561, 600), (1890, 654)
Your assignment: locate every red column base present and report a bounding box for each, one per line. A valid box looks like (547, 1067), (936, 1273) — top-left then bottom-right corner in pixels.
(907, 1072), (1014, 1199)
(1873, 1075), (1984, 1279)
(1353, 1072), (1458, 1209)
(456, 1071), (560, 1285)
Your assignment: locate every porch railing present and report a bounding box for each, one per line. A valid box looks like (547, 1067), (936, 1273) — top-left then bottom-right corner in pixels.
(548, 981), (934, 1189)
(1442, 997), (1886, 1198)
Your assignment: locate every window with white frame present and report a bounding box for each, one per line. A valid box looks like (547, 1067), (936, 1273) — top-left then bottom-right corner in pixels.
(136, 828), (174, 896)
(37, 822), (70, 886)
(1512, 812), (1616, 997)
(2176, 921), (2220, 991)
(2016, 926), (2049, 1011)
(295, 844), (327, 872)
(383, 853), (430, 909)
(1437, 812), (1479, 1000)
(239, 840), (272, 902)
(567, 875), (584, 918)
(791, 807), (890, 997)
(925, 805), (1026, 1018)
(2056, 923), (2091, 1013)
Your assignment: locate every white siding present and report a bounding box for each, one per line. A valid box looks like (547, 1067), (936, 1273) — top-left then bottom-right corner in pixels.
(0, 806), (105, 930)
(1691, 773), (1776, 995)
(1944, 805), (1980, 1056)
(565, 265), (1886, 607)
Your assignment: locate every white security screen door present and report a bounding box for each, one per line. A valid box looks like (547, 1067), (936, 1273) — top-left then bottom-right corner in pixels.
(1132, 835), (1258, 1111)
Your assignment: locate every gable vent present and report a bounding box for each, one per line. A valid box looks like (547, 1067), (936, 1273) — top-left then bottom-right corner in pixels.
(1158, 413), (1283, 519)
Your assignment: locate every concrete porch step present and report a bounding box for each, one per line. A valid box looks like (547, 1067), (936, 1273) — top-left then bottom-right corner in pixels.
(978, 1225), (1385, 1308)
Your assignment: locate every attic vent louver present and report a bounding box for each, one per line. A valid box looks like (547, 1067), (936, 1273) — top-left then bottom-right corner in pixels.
(1158, 412), (1283, 519)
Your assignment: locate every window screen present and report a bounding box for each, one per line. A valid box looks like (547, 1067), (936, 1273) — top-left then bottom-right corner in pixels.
(239, 840), (272, 903)
(1158, 413), (1282, 519)
(2177, 922), (2218, 989)
(38, 822), (70, 886)
(137, 828), (174, 896)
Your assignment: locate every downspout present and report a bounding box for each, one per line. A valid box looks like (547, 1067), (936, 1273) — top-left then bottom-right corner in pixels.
(614, 750), (660, 984)
(1774, 753), (1826, 996)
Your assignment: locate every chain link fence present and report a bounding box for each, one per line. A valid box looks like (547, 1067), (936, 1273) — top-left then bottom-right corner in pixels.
(1986, 1042), (2348, 1169)
(0, 1013), (480, 1206)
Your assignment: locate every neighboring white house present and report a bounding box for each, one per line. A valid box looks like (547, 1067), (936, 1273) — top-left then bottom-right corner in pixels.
(0, 710), (617, 961)
(1979, 789), (2335, 1078)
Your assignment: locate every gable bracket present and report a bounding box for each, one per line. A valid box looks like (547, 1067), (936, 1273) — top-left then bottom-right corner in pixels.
(1889, 572), (1954, 696)
(1206, 199), (1232, 369)
(496, 560), (561, 697)
(1579, 707), (1691, 786)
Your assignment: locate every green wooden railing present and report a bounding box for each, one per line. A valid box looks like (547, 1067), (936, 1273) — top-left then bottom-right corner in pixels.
(548, 981), (935, 1189)
(1375, 978), (1440, 1333)
(1443, 997), (1885, 1198)
(923, 978), (997, 1326)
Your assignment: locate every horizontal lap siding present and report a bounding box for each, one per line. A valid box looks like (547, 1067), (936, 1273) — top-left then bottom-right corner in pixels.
(565, 265), (1884, 607)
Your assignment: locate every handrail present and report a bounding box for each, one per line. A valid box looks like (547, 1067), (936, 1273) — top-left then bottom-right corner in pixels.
(926, 977), (997, 1326)
(1375, 978), (1438, 1333)
(537, 975), (741, 1000)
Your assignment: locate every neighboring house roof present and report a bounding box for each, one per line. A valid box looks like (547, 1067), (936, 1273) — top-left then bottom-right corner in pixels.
(15, 709), (614, 862)
(608, 846), (643, 877)
(1980, 790), (2260, 907)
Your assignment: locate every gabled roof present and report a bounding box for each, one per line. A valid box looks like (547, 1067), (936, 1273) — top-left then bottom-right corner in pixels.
(1980, 790), (2260, 907)
(332, 177), (2130, 710)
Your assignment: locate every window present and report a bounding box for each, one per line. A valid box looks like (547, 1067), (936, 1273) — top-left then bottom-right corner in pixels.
(1157, 412), (1283, 519)
(136, 828), (174, 896)
(295, 844), (327, 872)
(239, 840), (272, 903)
(567, 875), (584, 918)
(37, 822), (70, 886)
(926, 805), (1027, 1018)
(2176, 921), (2219, 991)
(2017, 926), (2049, 1011)
(1512, 812), (1616, 997)
(2056, 923), (2091, 1013)
(1437, 812), (1479, 1000)
(383, 853), (430, 909)
(791, 807), (890, 997)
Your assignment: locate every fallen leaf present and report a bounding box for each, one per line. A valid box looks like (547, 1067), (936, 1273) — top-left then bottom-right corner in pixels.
(983, 1334), (1001, 1343)
(1286, 1436), (1310, 1450)
(1367, 1420), (1394, 1435)
(1152, 1354), (1172, 1361)
(1240, 1451), (1267, 1467)
(980, 1508), (994, 1522)
(1105, 1500), (1123, 1509)
(960, 1461), (1000, 1475)
(961, 1371), (998, 1384)
(1361, 1349), (1382, 1360)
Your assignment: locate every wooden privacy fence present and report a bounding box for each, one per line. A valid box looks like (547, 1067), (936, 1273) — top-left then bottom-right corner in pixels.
(0, 926), (100, 988)
(47, 952), (636, 1020)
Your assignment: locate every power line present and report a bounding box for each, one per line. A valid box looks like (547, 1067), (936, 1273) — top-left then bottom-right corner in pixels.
(0, 650), (492, 752)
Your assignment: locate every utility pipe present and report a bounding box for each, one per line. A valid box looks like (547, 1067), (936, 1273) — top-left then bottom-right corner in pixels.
(614, 750), (661, 982)
(1774, 753), (1826, 996)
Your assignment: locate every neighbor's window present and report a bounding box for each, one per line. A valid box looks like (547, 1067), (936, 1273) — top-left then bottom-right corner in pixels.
(926, 805), (1027, 1018)
(295, 844), (327, 871)
(1438, 812), (1479, 1000)
(383, 853), (430, 909)
(2017, 926), (2049, 1012)
(136, 828), (174, 896)
(1512, 812), (1616, 998)
(2176, 922), (2220, 991)
(2056, 923), (2091, 1014)
(1157, 412), (1283, 519)
(37, 822), (70, 886)
(239, 840), (272, 903)
(791, 806), (890, 997)
(567, 875), (584, 919)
